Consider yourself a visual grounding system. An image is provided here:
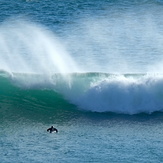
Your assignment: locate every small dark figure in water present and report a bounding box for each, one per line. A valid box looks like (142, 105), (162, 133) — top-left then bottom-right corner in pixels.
(47, 126), (58, 133)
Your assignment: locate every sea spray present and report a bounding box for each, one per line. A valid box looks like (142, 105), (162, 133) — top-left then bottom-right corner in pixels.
(0, 18), (79, 75)
(64, 9), (163, 73)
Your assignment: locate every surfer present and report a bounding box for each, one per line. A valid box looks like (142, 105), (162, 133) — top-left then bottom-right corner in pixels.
(47, 126), (58, 133)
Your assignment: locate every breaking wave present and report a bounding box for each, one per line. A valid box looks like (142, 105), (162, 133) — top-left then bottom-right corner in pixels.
(1, 71), (163, 115)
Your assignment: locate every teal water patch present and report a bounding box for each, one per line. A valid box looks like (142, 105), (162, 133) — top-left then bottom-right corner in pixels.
(0, 74), (78, 124)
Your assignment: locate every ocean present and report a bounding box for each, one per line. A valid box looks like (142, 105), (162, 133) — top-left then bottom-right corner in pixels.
(0, 0), (163, 162)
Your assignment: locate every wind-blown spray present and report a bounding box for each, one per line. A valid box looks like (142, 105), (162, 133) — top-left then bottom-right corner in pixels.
(0, 19), (79, 75)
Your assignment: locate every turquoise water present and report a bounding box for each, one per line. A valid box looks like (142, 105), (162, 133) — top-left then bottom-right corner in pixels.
(0, 0), (163, 162)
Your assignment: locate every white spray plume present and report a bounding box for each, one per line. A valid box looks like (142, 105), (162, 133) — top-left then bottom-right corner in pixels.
(0, 18), (79, 75)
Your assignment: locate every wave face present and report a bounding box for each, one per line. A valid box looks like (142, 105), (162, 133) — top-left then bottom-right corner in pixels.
(1, 71), (163, 116)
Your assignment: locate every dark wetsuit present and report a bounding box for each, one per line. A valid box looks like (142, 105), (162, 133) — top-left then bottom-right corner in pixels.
(47, 126), (58, 133)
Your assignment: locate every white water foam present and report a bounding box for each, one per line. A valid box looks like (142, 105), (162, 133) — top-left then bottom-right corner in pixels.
(47, 74), (163, 114)
(74, 75), (163, 114)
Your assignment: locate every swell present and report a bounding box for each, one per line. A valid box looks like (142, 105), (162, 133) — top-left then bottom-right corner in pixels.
(0, 71), (163, 118)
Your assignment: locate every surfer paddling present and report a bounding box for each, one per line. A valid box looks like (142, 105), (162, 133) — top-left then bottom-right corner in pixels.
(47, 126), (58, 133)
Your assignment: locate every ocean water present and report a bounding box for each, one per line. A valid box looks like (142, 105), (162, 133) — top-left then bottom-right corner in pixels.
(0, 0), (163, 162)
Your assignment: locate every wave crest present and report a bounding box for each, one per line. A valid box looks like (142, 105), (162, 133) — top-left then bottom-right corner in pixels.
(1, 72), (163, 115)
